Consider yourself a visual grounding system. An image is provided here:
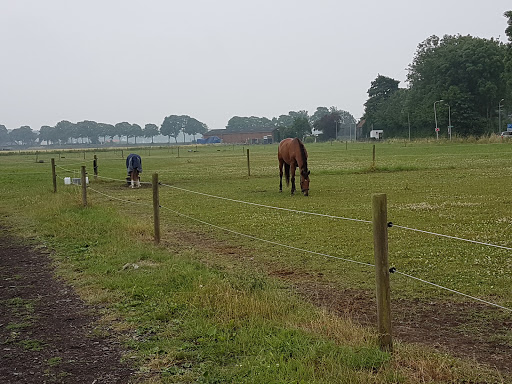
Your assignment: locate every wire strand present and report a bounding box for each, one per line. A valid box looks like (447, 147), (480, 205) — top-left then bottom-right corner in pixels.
(78, 185), (512, 313)
(392, 224), (512, 251)
(159, 183), (372, 224)
(394, 269), (512, 312)
(158, 203), (375, 268)
(87, 186), (154, 207)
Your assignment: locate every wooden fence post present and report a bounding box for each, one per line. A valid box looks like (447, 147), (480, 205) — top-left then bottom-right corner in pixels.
(177, 146), (180, 158)
(372, 144), (376, 168)
(81, 166), (87, 207)
(93, 155), (98, 180)
(152, 173), (161, 244)
(246, 149), (250, 176)
(51, 158), (57, 193)
(372, 193), (393, 352)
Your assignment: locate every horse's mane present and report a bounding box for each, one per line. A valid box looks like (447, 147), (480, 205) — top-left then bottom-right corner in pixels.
(296, 138), (308, 172)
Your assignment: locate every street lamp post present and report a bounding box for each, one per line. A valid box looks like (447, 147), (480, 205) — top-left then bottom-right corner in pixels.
(499, 99), (505, 134)
(434, 99), (444, 140)
(446, 104), (452, 140)
(407, 112), (411, 141)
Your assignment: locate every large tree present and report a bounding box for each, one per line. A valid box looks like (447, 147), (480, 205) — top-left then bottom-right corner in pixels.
(54, 120), (75, 144)
(76, 120), (100, 144)
(0, 125), (9, 145)
(310, 107), (329, 126)
(226, 116), (273, 131)
(364, 75), (400, 133)
(115, 122), (132, 144)
(97, 123), (114, 143)
(504, 11), (512, 116)
(161, 115), (185, 143)
(406, 34), (506, 136)
(144, 123), (159, 143)
(313, 107), (355, 140)
(39, 125), (54, 145)
(130, 123), (143, 144)
(183, 117), (208, 142)
(10, 126), (37, 145)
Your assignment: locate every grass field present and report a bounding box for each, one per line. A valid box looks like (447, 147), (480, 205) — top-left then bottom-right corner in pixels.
(1, 139), (511, 383)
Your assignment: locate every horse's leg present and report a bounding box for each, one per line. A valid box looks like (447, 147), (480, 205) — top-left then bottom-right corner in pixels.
(290, 163), (296, 195)
(279, 159), (283, 192)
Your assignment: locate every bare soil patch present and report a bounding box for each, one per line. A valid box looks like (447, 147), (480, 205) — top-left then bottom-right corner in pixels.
(173, 228), (512, 377)
(0, 231), (136, 384)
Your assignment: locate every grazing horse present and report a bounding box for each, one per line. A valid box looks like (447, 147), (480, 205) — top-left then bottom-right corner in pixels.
(126, 153), (142, 188)
(278, 138), (310, 196)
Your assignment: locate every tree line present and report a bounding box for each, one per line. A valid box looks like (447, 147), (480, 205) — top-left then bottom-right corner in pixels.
(363, 11), (512, 138)
(226, 107), (356, 142)
(0, 115), (209, 147)
(0, 106), (357, 147)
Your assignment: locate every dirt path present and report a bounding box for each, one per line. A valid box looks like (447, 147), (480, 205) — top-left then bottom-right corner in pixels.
(1, 227), (511, 382)
(0, 232), (135, 384)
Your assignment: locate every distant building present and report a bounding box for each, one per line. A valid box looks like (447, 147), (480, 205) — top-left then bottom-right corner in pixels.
(370, 130), (384, 140)
(203, 126), (278, 144)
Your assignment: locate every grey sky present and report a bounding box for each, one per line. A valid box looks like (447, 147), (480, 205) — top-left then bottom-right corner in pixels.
(1, 0), (510, 131)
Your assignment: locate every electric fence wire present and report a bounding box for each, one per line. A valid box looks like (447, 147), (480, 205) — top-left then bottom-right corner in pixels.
(158, 203), (376, 268)
(160, 183), (512, 252)
(86, 184), (512, 313)
(390, 223), (512, 251)
(159, 183), (372, 224)
(95, 174), (152, 185)
(393, 269), (512, 312)
(55, 164), (80, 174)
(88, 186), (153, 206)
(54, 160), (88, 167)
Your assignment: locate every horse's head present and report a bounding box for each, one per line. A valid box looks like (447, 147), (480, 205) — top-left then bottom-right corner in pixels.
(300, 169), (310, 196)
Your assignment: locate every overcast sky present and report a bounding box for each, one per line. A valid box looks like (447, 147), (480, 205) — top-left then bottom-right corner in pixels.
(1, 0), (510, 131)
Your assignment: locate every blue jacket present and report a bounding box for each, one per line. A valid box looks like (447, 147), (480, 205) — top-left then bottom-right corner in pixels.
(126, 154), (142, 174)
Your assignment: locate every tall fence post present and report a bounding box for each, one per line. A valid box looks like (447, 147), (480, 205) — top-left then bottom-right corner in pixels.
(51, 158), (57, 193)
(372, 144), (376, 168)
(93, 155), (98, 180)
(81, 166), (87, 207)
(372, 193), (393, 352)
(177, 146), (180, 158)
(152, 173), (161, 244)
(246, 148), (250, 176)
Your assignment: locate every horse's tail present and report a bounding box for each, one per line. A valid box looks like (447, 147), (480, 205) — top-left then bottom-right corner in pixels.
(284, 162), (290, 186)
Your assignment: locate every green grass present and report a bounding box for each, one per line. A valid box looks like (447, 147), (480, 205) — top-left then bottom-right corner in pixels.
(47, 357), (63, 367)
(20, 339), (45, 351)
(0, 141), (511, 383)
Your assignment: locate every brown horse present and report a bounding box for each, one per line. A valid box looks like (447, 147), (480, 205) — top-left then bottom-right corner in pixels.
(126, 153), (142, 188)
(278, 138), (310, 196)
